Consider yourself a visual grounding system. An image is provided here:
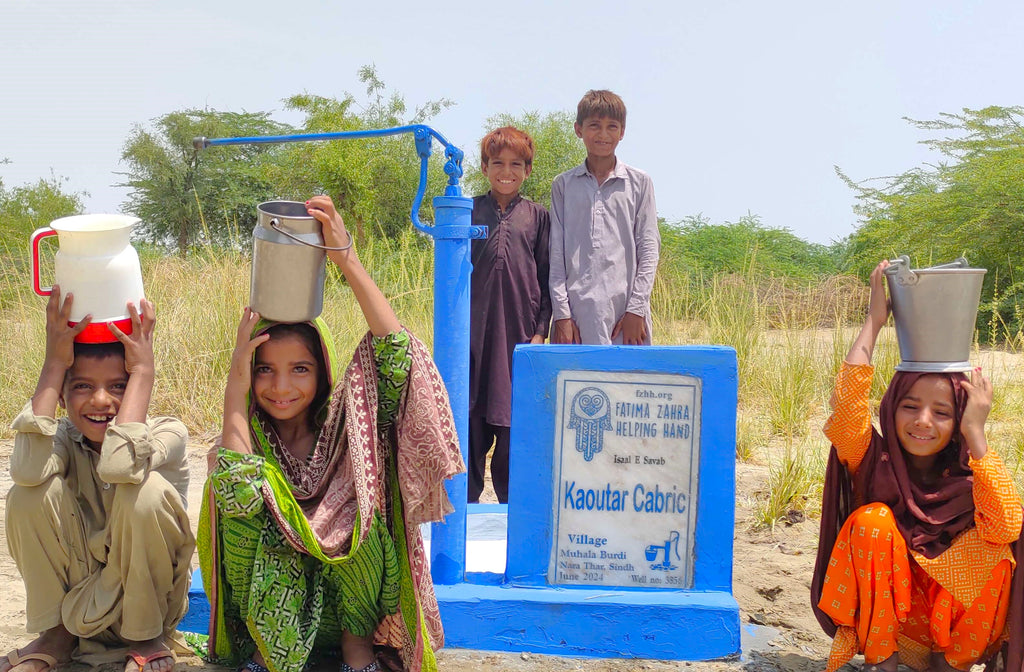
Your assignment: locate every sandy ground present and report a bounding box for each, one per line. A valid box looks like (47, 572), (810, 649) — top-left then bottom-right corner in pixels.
(0, 439), (838, 672)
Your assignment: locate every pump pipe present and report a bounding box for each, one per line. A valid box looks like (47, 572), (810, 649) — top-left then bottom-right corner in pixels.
(195, 125), (484, 585)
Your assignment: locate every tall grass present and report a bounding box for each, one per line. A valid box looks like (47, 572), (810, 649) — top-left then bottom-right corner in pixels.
(3, 240), (1023, 515)
(0, 231), (435, 435)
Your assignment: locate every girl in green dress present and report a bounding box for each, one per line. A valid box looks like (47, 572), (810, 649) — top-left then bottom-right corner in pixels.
(198, 196), (464, 672)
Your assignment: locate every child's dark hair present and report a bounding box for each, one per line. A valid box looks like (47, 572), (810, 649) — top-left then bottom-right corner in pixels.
(480, 126), (535, 167)
(576, 89), (627, 128)
(262, 323), (330, 429)
(73, 341), (126, 361)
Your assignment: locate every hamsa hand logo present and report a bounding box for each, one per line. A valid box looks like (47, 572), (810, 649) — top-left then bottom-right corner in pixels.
(568, 387), (613, 461)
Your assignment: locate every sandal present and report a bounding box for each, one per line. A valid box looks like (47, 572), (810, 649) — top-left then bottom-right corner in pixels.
(126, 648), (176, 672)
(5, 650), (60, 672)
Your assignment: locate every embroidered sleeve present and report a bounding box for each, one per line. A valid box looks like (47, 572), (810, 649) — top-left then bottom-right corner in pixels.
(823, 362), (875, 474)
(970, 450), (1023, 544)
(373, 330), (412, 426)
(210, 449), (266, 518)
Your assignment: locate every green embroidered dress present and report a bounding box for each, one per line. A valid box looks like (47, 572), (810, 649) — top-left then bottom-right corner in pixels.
(198, 324), (463, 672)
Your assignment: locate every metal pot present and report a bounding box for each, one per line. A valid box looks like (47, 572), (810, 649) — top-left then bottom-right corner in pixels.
(884, 256), (986, 372)
(250, 201), (327, 322)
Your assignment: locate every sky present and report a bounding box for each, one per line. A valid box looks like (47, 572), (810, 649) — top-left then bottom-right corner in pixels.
(2, 0), (1022, 245)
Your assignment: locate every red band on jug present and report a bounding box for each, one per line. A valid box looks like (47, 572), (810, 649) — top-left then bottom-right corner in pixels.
(72, 317), (135, 344)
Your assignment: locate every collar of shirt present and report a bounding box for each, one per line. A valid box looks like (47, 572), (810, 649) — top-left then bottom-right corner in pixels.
(485, 190), (523, 214)
(572, 160), (628, 182)
(60, 417), (102, 455)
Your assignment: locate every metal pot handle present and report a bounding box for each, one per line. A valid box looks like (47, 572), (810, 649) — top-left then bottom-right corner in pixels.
(887, 255), (918, 286)
(270, 219), (353, 251)
(926, 256), (970, 270)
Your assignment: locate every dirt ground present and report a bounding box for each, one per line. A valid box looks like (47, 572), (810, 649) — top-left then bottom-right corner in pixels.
(0, 438), (841, 672)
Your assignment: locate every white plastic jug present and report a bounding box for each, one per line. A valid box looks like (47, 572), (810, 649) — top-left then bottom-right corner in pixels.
(31, 214), (145, 343)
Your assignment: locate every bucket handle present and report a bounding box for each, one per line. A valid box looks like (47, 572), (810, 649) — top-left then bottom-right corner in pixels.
(269, 219), (353, 251)
(887, 255), (970, 287)
(926, 256), (970, 270)
(30, 227), (57, 296)
(887, 255), (918, 286)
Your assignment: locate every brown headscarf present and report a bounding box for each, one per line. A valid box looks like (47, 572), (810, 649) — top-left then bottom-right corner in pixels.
(811, 370), (1024, 671)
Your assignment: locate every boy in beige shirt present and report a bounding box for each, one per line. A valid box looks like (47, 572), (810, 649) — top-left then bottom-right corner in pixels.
(1, 289), (193, 672)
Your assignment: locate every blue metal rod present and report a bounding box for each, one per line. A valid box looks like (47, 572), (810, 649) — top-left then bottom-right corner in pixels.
(194, 124), (466, 236)
(196, 124), (456, 152)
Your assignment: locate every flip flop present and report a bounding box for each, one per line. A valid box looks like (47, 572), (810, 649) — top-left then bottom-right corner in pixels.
(5, 649), (59, 671)
(126, 648), (176, 672)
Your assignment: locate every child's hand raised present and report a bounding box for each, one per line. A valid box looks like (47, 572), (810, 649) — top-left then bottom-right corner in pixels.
(845, 260), (892, 366)
(109, 299), (156, 377)
(226, 307), (270, 396)
(868, 260), (891, 328)
(42, 286), (92, 371)
(960, 367), (992, 460)
(306, 195), (354, 260)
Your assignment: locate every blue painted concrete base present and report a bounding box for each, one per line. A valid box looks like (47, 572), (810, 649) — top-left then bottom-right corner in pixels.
(434, 582), (740, 660)
(185, 570), (741, 660)
(182, 569), (210, 635)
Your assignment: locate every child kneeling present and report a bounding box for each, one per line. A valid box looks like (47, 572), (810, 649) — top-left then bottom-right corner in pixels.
(3, 293), (193, 672)
(199, 196), (463, 672)
(812, 261), (1023, 672)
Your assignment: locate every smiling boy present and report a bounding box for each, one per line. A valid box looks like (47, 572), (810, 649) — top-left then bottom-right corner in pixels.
(468, 126), (551, 503)
(2, 289), (193, 672)
(549, 89), (660, 345)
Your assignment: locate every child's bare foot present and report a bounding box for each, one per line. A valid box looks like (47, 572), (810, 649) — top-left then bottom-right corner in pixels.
(863, 652), (899, 672)
(124, 637), (175, 672)
(0, 625), (75, 672)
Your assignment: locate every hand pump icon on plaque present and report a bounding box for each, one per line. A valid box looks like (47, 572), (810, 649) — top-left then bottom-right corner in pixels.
(645, 530), (681, 571)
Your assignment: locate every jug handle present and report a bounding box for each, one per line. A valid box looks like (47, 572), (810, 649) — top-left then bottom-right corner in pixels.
(30, 227), (57, 296)
(270, 219), (354, 251)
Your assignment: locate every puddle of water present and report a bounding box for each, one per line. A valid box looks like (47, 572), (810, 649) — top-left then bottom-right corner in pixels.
(741, 623), (781, 660)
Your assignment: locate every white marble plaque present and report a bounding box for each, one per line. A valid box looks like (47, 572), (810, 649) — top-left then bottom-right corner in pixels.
(549, 370), (701, 588)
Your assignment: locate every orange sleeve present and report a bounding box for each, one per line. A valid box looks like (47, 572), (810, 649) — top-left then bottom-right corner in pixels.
(970, 450), (1024, 544)
(822, 362), (875, 475)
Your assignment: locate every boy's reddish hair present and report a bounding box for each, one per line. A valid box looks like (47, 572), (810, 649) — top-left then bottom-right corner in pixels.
(480, 126), (535, 166)
(576, 90), (627, 127)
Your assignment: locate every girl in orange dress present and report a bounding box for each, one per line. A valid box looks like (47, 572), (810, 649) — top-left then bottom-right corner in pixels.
(811, 260), (1023, 672)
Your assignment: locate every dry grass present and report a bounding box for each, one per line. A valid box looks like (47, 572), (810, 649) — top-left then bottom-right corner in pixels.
(652, 272), (1024, 527)
(3, 246), (1023, 517)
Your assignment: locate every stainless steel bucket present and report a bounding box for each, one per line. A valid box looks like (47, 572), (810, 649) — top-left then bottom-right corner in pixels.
(884, 256), (986, 372)
(251, 201), (327, 322)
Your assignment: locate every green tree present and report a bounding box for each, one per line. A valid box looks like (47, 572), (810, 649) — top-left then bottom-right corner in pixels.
(839, 106), (1024, 339)
(0, 174), (84, 253)
(661, 213), (837, 280)
(120, 109), (294, 255)
(464, 110), (587, 208)
(269, 66), (455, 241)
